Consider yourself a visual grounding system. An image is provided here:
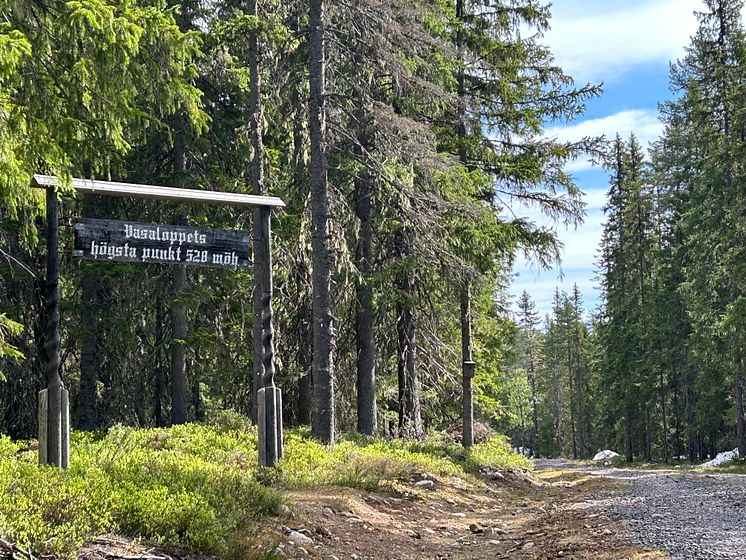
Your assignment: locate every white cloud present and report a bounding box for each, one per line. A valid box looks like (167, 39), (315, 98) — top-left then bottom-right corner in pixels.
(545, 0), (702, 83)
(546, 109), (664, 148)
(544, 109), (665, 172)
(509, 188), (609, 318)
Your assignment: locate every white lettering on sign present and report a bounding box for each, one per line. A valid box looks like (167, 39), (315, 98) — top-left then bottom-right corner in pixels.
(75, 218), (250, 269)
(123, 224), (208, 245)
(90, 240), (137, 260)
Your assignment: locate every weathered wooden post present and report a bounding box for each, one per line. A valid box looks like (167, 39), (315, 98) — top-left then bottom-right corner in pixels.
(38, 186), (70, 468)
(256, 206), (283, 467)
(462, 360), (476, 448)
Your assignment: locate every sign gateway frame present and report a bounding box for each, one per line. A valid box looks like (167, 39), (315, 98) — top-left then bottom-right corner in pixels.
(30, 174), (285, 469)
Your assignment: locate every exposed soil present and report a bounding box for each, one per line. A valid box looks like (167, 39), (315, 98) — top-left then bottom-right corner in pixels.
(273, 469), (665, 560)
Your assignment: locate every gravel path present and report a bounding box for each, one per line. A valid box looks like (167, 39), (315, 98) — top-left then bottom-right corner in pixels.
(534, 459), (746, 559)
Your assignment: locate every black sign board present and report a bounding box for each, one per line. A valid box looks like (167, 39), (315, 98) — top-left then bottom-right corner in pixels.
(74, 218), (250, 269)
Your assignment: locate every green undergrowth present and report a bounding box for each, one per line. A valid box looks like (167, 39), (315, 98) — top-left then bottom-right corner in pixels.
(0, 413), (528, 559)
(275, 429), (530, 489)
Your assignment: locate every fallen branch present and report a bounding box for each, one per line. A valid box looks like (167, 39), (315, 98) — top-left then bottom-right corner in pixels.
(0, 536), (37, 560)
(92, 549), (171, 560)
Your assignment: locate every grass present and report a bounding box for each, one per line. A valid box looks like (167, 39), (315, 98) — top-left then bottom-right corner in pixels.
(0, 412), (529, 559)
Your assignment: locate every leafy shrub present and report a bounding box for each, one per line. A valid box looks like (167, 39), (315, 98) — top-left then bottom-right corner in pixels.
(465, 434), (532, 472)
(0, 424), (529, 558)
(0, 426), (281, 558)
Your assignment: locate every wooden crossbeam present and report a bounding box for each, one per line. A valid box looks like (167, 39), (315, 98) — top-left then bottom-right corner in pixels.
(31, 174), (286, 209)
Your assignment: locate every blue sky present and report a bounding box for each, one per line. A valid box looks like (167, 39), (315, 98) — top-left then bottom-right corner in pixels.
(508, 0), (712, 320)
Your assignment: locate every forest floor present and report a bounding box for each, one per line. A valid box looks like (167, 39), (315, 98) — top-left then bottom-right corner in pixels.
(268, 466), (666, 560)
(77, 466), (666, 560)
(10, 426), (744, 560)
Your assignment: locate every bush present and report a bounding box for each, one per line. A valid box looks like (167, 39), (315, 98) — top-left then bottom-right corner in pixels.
(0, 423), (529, 558)
(0, 426), (282, 559)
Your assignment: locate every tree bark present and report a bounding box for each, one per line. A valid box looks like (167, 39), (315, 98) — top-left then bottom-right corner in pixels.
(154, 292), (165, 427)
(248, 0), (266, 424)
(77, 161), (99, 431)
(170, 264), (188, 425)
(396, 230), (422, 439)
(170, 113), (189, 426)
(624, 412), (633, 463)
(78, 257), (99, 431)
(309, 0), (335, 444)
(660, 368), (669, 462)
(736, 360), (746, 458)
(456, 0), (474, 449)
(529, 359), (539, 456)
(354, 104), (377, 436)
(461, 281), (474, 448)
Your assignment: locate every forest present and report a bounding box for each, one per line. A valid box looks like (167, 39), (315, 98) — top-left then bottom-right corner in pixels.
(0, 0), (599, 446)
(504, 0), (746, 464)
(0, 0), (743, 467)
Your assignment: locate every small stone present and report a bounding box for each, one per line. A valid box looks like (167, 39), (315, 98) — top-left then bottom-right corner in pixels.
(288, 531), (314, 545)
(522, 542), (535, 550)
(487, 540), (501, 545)
(406, 529), (421, 539)
(452, 512), (467, 518)
(558, 551), (565, 557)
(469, 523), (485, 534)
(323, 507), (334, 517)
(415, 480), (435, 489)
(316, 526), (332, 538)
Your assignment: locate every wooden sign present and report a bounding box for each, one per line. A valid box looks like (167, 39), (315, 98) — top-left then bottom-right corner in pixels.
(74, 218), (250, 269)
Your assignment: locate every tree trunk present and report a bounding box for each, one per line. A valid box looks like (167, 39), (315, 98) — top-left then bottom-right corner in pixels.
(309, 0), (335, 444)
(397, 301), (422, 439)
(461, 281), (474, 448)
(673, 373), (682, 459)
(644, 406), (652, 462)
(354, 107), (377, 436)
(529, 350), (539, 456)
(396, 229), (422, 439)
(660, 368), (669, 462)
(154, 292), (165, 427)
(736, 361), (746, 458)
(170, 264), (188, 425)
(248, 0), (266, 425)
(77, 162), (99, 431)
(170, 114), (189, 426)
(624, 412), (633, 463)
(78, 264), (99, 431)
(298, 361), (312, 425)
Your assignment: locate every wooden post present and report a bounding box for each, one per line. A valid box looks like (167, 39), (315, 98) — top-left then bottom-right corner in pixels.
(256, 206), (282, 467)
(39, 187), (70, 468)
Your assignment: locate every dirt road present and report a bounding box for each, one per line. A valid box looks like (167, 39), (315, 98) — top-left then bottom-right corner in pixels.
(534, 459), (746, 560)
